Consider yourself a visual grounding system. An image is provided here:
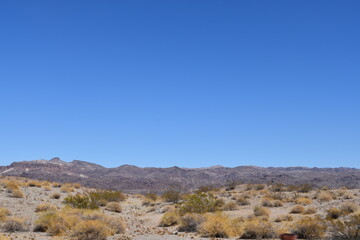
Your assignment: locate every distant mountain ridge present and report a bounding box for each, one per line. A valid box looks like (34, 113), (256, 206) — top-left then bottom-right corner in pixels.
(1, 158), (360, 192)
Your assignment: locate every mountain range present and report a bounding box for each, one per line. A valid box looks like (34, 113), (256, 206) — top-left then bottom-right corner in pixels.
(1, 158), (360, 192)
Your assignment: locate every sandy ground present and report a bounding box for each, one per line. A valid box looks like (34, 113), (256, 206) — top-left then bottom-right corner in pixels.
(1, 178), (360, 239)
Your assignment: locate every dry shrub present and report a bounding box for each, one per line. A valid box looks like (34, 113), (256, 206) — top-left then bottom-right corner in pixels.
(0, 235), (10, 240)
(61, 185), (75, 193)
(261, 198), (283, 207)
(199, 213), (242, 238)
(178, 213), (205, 232)
(290, 205), (305, 214)
(11, 189), (24, 198)
(35, 208), (125, 237)
(291, 216), (327, 239)
(327, 207), (342, 219)
(73, 183), (81, 189)
(72, 220), (108, 240)
(241, 218), (276, 239)
(342, 192), (354, 199)
(144, 192), (158, 201)
(222, 202), (238, 211)
(236, 197), (250, 206)
(43, 185), (52, 191)
(303, 207), (317, 215)
(27, 181), (42, 187)
(4, 181), (19, 192)
(329, 212), (360, 239)
(105, 202), (122, 213)
(3, 217), (26, 232)
(271, 183), (286, 192)
(254, 184), (266, 190)
(274, 215), (293, 222)
(316, 191), (333, 202)
(340, 202), (358, 215)
(51, 193), (61, 199)
(53, 182), (62, 188)
(162, 189), (182, 203)
(0, 208), (10, 221)
(253, 206), (270, 217)
(35, 203), (57, 212)
(159, 211), (179, 227)
(296, 197), (312, 205)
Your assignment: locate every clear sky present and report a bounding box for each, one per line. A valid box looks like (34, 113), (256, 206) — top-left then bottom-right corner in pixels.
(0, 1), (359, 168)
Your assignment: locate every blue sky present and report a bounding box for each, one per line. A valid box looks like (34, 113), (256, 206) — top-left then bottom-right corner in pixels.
(0, 1), (359, 168)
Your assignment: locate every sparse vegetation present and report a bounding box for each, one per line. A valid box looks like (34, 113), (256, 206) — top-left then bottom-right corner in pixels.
(2, 176), (360, 239)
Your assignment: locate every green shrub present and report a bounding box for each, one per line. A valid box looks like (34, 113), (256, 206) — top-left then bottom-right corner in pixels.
(89, 190), (125, 205)
(178, 193), (221, 215)
(63, 194), (98, 209)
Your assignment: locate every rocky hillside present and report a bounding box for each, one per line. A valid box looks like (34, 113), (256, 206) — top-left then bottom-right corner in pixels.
(1, 158), (360, 192)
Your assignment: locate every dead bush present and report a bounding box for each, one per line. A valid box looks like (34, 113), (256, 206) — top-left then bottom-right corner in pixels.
(3, 217), (26, 232)
(178, 213), (205, 232)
